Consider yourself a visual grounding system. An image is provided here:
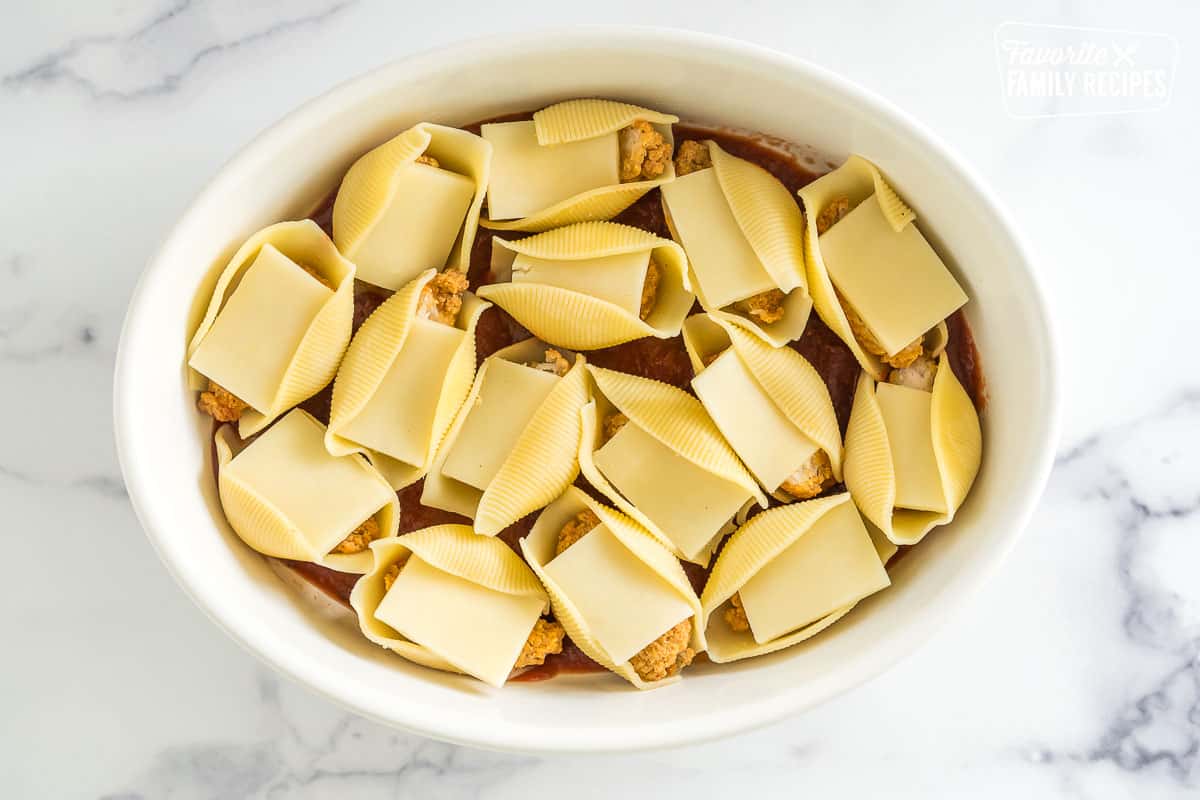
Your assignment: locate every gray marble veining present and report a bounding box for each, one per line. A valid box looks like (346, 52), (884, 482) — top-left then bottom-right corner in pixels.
(3, 0), (356, 102)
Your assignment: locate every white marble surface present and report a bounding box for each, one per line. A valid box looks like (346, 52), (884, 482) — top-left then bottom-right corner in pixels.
(2, 1), (1198, 797)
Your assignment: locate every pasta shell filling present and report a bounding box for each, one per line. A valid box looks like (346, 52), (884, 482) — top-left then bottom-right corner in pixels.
(733, 288), (786, 325)
(528, 348), (572, 377)
(198, 381), (249, 423)
(619, 120), (673, 182)
(639, 256), (661, 320)
(887, 353), (939, 392)
(778, 449), (836, 501)
(673, 140), (713, 176)
(724, 592), (750, 632)
(330, 515), (383, 555)
(414, 267), (469, 326)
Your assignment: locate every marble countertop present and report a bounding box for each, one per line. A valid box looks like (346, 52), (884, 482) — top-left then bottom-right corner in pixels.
(3, 1), (1197, 797)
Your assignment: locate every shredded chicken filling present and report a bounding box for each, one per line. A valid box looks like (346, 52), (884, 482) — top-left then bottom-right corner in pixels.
(674, 140), (712, 176)
(779, 449), (835, 501)
(734, 289), (786, 325)
(887, 353), (938, 391)
(528, 348), (571, 377)
(724, 593), (750, 633)
(197, 381), (249, 422)
(416, 268), (469, 325)
(298, 263), (333, 289)
(555, 508), (601, 556)
(639, 257), (661, 320)
(514, 618), (566, 669)
(630, 619), (695, 682)
(331, 515), (382, 555)
(381, 553), (411, 593)
(601, 412), (629, 444)
(815, 196), (851, 235)
(619, 120), (672, 182)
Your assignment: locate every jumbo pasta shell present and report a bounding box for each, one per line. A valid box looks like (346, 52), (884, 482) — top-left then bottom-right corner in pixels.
(332, 123), (490, 282)
(588, 365), (764, 501)
(700, 494), (891, 663)
(350, 526), (549, 685)
(709, 142), (807, 294)
(214, 411), (400, 573)
(478, 221), (692, 349)
(723, 320), (844, 481)
(521, 487), (703, 689)
(325, 269), (490, 489)
(532, 99), (679, 145)
(843, 356), (982, 545)
(797, 157), (889, 379)
(482, 99), (677, 233)
(187, 220), (355, 437)
(660, 141), (812, 346)
(475, 357), (590, 535)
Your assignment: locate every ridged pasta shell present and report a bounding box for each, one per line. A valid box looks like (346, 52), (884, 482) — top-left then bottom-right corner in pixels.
(929, 350), (984, 517)
(325, 269), (490, 489)
(578, 366), (766, 564)
(332, 123), (490, 279)
(476, 356), (590, 535)
(843, 357), (982, 545)
(482, 99), (676, 233)
(214, 411), (400, 573)
(187, 220), (355, 437)
(660, 145), (812, 346)
(421, 347), (590, 536)
(532, 98), (679, 145)
(798, 155), (917, 380)
(702, 494), (848, 617)
(700, 494), (893, 663)
(521, 487), (704, 689)
(350, 525), (549, 683)
(708, 142), (807, 294)
(680, 312), (732, 375)
(478, 221), (693, 348)
(843, 371), (897, 532)
(587, 366), (765, 504)
(722, 320), (844, 481)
